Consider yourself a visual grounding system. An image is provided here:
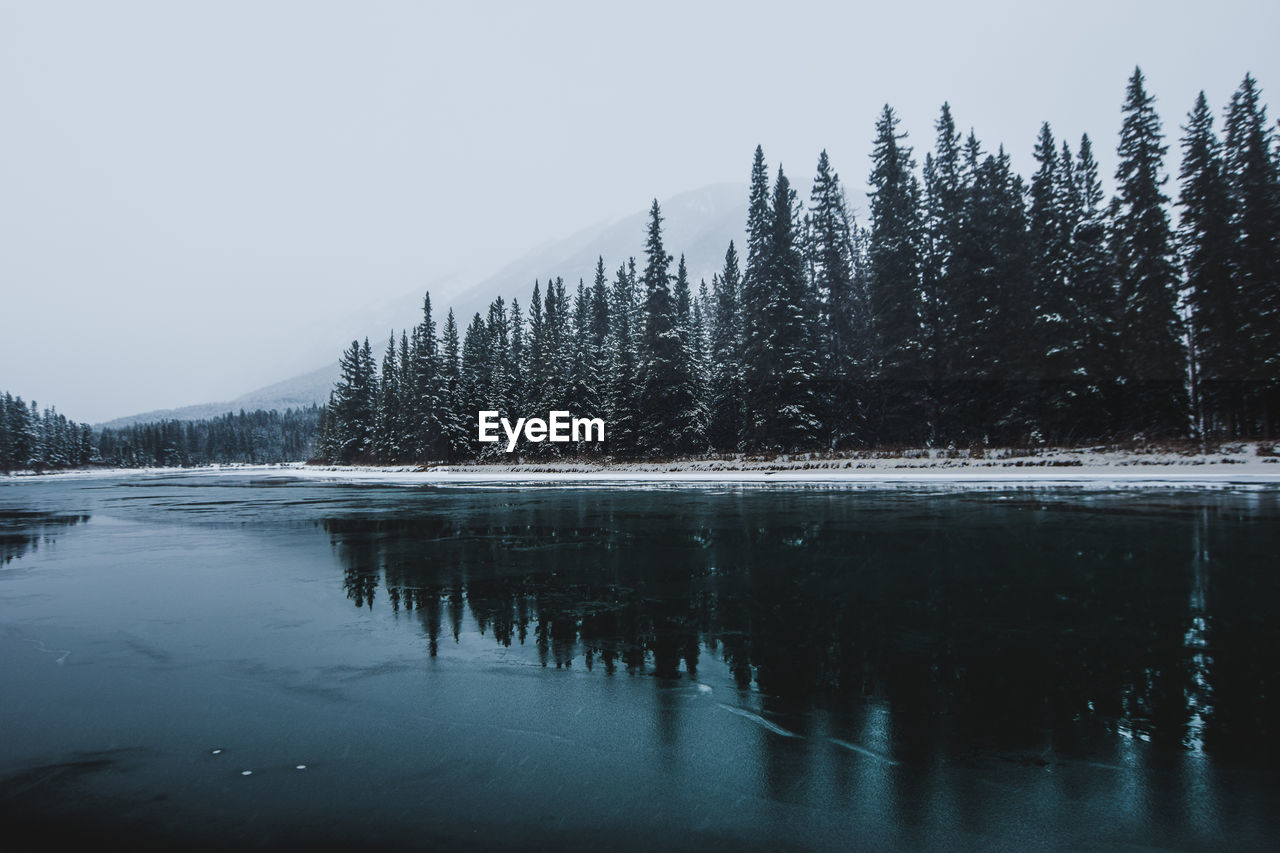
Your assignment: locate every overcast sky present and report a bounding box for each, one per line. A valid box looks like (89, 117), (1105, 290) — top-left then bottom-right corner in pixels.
(2, 0), (1278, 423)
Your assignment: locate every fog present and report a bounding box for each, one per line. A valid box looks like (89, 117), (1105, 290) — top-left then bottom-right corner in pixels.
(2, 0), (1276, 423)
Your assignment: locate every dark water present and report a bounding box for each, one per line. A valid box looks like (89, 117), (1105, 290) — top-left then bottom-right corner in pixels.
(1, 474), (1278, 851)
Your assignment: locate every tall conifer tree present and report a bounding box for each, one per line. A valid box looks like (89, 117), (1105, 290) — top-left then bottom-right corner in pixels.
(741, 147), (773, 442)
(751, 168), (822, 450)
(375, 334), (400, 461)
(1113, 67), (1188, 436)
(460, 313), (490, 456)
(807, 150), (860, 447)
(921, 104), (964, 442)
(867, 106), (926, 444)
(1029, 122), (1086, 441)
(569, 278), (602, 445)
(410, 294), (447, 459)
(1069, 134), (1120, 439)
(440, 309), (470, 459)
(707, 244), (744, 451)
(637, 202), (703, 454)
(1223, 75), (1280, 434)
(605, 261), (640, 455)
(1179, 92), (1238, 436)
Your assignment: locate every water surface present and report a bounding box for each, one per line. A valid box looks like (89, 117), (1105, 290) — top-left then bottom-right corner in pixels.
(2, 474), (1278, 850)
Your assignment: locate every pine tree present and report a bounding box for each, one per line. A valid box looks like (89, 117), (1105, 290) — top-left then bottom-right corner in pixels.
(509, 298), (526, 415)
(1223, 74), (1280, 435)
(672, 255), (708, 447)
(751, 167), (822, 450)
(555, 278), (573, 404)
(988, 148), (1036, 444)
(0, 393), (29, 473)
(319, 391), (338, 461)
(1069, 134), (1120, 440)
(533, 278), (572, 426)
(692, 278), (710, 413)
(706, 243), (743, 451)
(636, 199), (674, 452)
(808, 150), (862, 447)
(568, 278), (602, 449)
(0, 394), (11, 472)
(1113, 67), (1188, 437)
(848, 223), (874, 439)
(374, 333), (400, 461)
(396, 330), (415, 459)
(740, 147), (773, 443)
(526, 281), (545, 415)
(79, 422), (94, 467)
(410, 294), (447, 460)
(589, 257), (611, 407)
(27, 400), (42, 468)
(0, 395), (8, 472)
(546, 279), (567, 414)
(486, 297), (517, 416)
(359, 340), (377, 458)
(1179, 92), (1238, 437)
(1052, 135), (1105, 439)
(605, 260), (640, 455)
(440, 309), (471, 460)
(744, 146), (773, 294)
(521, 279), (563, 456)
(920, 104), (965, 443)
(1028, 122), (1087, 442)
(673, 256), (692, 348)
(867, 106), (926, 445)
(333, 338), (377, 462)
(637, 201), (702, 455)
(460, 312), (490, 456)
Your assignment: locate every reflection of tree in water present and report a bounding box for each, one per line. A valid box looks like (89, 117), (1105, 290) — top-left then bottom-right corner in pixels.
(329, 521), (379, 609)
(0, 510), (90, 565)
(320, 490), (1280, 764)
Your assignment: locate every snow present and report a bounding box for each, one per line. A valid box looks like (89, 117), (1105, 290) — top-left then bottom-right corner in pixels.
(7, 444), (1280, 485)
(287, 442), (1280, 485)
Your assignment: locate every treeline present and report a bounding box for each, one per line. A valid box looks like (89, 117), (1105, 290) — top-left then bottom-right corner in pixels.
(320, 67), (1279, 462)
(2, 396), (322, 472)
(97, 407), (322, 467)
(0, 392), (94, 473)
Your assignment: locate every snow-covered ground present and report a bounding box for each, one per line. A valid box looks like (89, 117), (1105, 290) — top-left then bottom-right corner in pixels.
(293, 444), (1280, 485)
(15, 440), (1274, 481)
(0, 462), (302, 482)
(7, 444), (1280, 485)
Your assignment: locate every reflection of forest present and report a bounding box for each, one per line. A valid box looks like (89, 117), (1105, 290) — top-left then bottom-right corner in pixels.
(324, 492), (1280, 764)
(0, 509), (89, 565)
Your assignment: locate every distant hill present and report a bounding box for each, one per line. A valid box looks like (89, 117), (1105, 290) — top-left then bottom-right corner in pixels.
(100, 183), (747, 429)
(96, 363), (338, 429)
(443, 181), (746, 325)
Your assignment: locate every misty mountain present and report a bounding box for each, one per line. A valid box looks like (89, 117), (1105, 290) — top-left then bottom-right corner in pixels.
(98, 183), (747, 428)
(445, 181), (746, 325)
(95, 363), (340, 429)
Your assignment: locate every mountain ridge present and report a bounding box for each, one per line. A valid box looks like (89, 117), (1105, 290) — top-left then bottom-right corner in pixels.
(98, 183), (747, 429)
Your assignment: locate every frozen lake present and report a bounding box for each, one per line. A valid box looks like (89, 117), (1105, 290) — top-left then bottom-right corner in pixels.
(2, 473), (1278, 850)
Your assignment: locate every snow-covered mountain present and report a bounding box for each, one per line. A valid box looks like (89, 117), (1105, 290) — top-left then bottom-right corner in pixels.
(98, 183), (747, 429)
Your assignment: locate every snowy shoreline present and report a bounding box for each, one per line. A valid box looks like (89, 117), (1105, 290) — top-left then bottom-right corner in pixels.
(7, 443), (1280, 485)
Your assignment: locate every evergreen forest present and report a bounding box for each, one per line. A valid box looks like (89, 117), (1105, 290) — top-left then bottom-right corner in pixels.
(0, 398), (320, 472)
(320, 69), (1280, 463)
